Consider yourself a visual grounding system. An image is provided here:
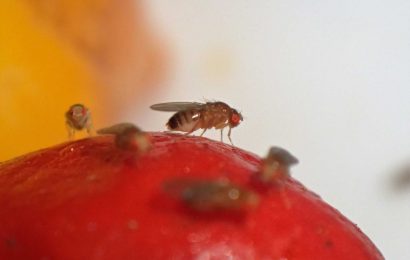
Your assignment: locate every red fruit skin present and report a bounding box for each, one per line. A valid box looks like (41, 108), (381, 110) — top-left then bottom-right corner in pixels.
(0, 133), (383, 260)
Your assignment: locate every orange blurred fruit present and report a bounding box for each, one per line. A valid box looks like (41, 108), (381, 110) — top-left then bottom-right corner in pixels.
(0, 1), (99, 160)
(0, 1), (166, 161)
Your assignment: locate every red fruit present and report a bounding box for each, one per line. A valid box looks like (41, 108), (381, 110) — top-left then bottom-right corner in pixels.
(0, 133), (383, 259)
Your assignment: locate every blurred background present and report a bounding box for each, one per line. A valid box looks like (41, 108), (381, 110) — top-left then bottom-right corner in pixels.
(1, 0), (410, 259)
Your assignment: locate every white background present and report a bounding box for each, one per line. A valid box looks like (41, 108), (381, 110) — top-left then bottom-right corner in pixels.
(128, 1), (410, 259)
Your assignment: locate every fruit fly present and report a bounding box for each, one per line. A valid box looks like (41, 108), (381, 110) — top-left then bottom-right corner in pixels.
(65, 104), (93, 139)
(150, 101), (243, 145)
(259, 146), (299, 183)
(163, 178), (259, 211)
(97, 122), (151, 152)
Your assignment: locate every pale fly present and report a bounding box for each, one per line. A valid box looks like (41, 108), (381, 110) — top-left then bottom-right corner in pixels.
(65, 104), (93, 139)
(97, 122), (151, 152)
(259, 146), (299, 183)
(163, 178), (259, 211)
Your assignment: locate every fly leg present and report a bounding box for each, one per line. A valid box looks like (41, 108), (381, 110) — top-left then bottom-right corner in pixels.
(214, 123), (228, 143)
(85, 120), (94, 137)
(66, 122), (75, 140)
(227, 127), (234, 145)
(199, 128), (207, 137)
(184, 120), (201, 136)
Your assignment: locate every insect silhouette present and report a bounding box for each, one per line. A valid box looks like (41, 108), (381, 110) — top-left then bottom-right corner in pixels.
(65, 104), (93, 139)
(150, 101), (243, 144)
(163, 178), (259, 211)
(97, 122), (151, 152)
(259, 146), (299, 183)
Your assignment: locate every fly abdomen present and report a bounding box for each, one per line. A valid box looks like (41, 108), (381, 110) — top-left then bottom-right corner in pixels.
(167, 113), (182, 130)
(167, 110), (201, 132)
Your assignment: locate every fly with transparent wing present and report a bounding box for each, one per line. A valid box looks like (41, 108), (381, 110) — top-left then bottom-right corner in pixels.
(150, 101), (243, 144)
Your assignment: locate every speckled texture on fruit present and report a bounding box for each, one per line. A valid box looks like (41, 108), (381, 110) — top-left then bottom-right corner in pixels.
(0, 133), (384, 259)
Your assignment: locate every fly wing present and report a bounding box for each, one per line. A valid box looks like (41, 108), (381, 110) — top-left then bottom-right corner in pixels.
(150, 102), (204, 112)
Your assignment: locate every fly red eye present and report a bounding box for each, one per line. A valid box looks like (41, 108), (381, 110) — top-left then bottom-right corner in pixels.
(231, 113), (241, 125)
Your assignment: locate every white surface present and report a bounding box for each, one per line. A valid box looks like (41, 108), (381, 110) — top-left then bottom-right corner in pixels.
(130, 1), (410, 258)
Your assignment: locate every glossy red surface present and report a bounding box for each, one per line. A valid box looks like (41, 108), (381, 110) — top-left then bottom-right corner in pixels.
(0, 133), (383, 259)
